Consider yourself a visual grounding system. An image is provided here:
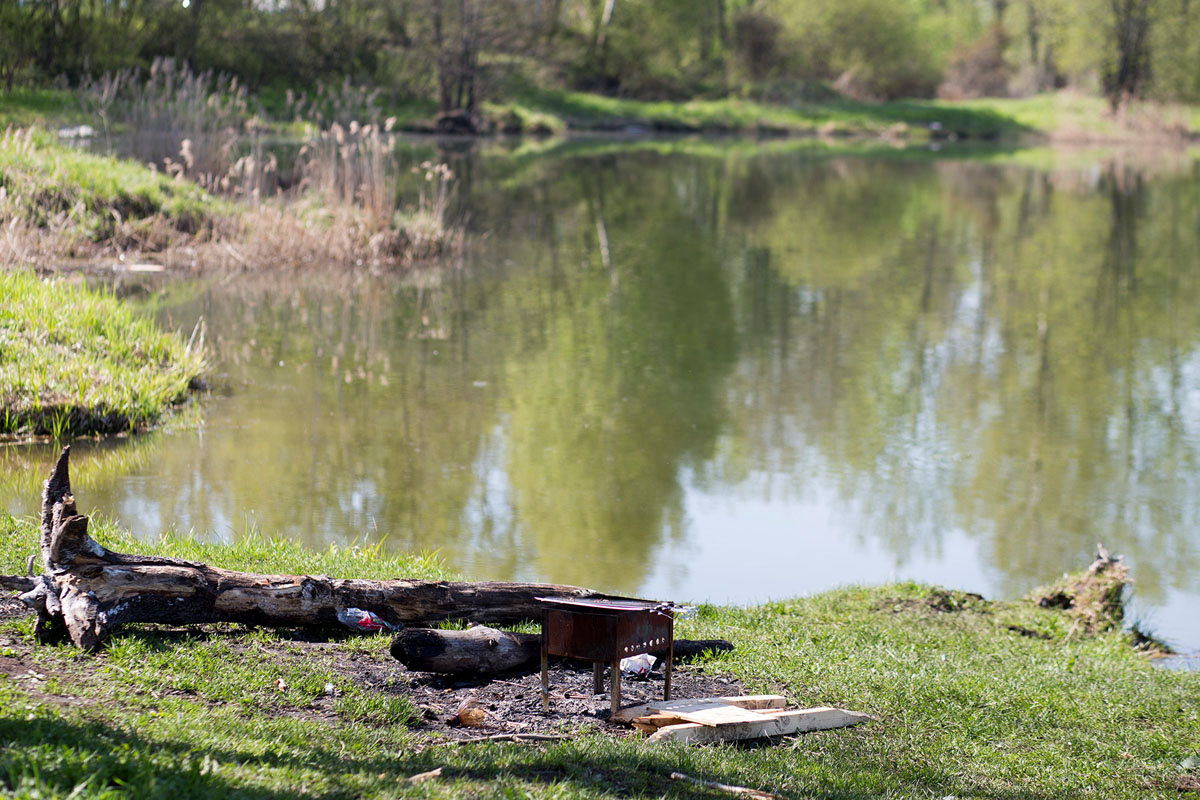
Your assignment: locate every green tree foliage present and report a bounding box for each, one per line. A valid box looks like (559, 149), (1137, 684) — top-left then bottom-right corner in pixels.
(2, 0), (1199, 114)
(1149, 0), (1200, 101)
(764, 0), (957, 99)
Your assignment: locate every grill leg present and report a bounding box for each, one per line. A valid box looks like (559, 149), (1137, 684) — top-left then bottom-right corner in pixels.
(665, 617), (674, 701)
(610, 658), (621, 715)
(540, 610), (550, 711)
(665, 638), (673, 701)
(592, 662), (604, 695)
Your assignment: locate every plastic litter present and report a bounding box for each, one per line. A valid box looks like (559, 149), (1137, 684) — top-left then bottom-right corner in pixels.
(336, 607), (395, 633)
(673, 605), (698, 620)
(620, 653), (656, 678)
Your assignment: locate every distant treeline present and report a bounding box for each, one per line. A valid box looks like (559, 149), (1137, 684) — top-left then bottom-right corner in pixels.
(2, 0), (1198, 106)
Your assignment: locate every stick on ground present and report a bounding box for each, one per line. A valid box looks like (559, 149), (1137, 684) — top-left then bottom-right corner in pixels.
(438, 733), (571, 745)
(669, 771), (787, 800)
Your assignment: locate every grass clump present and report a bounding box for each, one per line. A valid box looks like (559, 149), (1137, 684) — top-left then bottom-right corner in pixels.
(0, 271), (206, 437)
(484, 102), (568, 136)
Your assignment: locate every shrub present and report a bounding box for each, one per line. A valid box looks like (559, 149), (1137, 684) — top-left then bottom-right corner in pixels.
(939, 23), (1012, 100)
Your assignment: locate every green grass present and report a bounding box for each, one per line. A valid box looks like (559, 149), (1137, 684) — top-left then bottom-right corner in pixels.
(0, 89), (86, 129)
(0, 128), (221, 245)
(499, 88), (1200, 142)
(511, 86), (1032, 139)
(1, 511), (1197, 799)
(950, 92), (1200, 140)
(0, 271), (206, 437)
(9, 82), (1199, 146)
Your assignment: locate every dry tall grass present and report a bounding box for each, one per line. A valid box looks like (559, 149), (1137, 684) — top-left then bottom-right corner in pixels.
(7, 65), (460, 272)
(80, 57), (256, 179)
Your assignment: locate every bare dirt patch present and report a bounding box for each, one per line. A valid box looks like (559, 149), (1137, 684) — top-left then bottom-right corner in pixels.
(0, 595), (28, 621)
(253, 633), (745, 740)
(398, 661), (744, 742)
(0, 603), (746, 741)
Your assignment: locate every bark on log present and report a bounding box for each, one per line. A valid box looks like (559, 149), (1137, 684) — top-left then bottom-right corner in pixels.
(390, 625), (734, 676)
(2, 447), (627, 650)
(393, 626), (540, 676)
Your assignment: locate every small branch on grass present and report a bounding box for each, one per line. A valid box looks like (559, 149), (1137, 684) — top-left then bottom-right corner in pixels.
(669, 772), (788, 800)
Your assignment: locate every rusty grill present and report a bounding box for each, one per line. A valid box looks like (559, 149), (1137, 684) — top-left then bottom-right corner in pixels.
(536, 597), (674, 713)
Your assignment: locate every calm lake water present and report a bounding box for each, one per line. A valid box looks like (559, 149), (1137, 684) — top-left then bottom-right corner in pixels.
(4, 139), (1200, 652)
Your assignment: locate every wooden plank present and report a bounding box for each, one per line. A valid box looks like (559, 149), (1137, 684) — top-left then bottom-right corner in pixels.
(612, 694), (786, 724)
(631, 712), (686, 728)
(645, 702), (772, 727)
(651, 695), (787, 712)
(646, 707), (871, 744)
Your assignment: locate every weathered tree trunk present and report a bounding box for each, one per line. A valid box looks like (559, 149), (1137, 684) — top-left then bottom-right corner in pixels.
(3, 448), (625, 650)
(391, 625), (733, 676)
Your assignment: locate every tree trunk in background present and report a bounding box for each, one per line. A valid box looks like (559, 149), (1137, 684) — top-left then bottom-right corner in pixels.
(433, 0), (453, 111)
(456, 0), (477, 112)
(1106, 0), (1153, 108)
(591, 0), (616, 56)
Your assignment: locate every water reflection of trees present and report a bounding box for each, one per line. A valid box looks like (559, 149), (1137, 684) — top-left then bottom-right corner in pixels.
(58, 269), (511, 559)
(496, 160), (738, 591)
(721, 155), (1200, 601)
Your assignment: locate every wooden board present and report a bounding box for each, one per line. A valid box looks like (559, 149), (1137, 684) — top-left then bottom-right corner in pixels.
(630, 712), (685, 729)
(611, 694), (786, 724)
(645, 701), (772, 727)
(646, 706), (872, 744)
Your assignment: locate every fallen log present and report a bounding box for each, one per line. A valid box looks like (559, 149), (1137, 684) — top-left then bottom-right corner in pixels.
(2, 447), (627, 650)
(390, 624), (734, 676)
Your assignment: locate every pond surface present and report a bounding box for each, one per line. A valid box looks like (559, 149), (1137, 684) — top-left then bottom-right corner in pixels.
(4, 139), (1200, 652)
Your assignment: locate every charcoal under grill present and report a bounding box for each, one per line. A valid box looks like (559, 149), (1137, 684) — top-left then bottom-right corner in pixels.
(536, 597), (674, 713)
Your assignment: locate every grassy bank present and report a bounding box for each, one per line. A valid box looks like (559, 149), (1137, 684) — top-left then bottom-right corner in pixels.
(0, 513), (1196, 799)
(0, 121), (456, 272)
(0, 128), (220, 255)
(498, 88), (1026, 140)
(432, 89), (1200, 142)
(0, 271), (205, 437)
(7, 85), (1199, 143)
